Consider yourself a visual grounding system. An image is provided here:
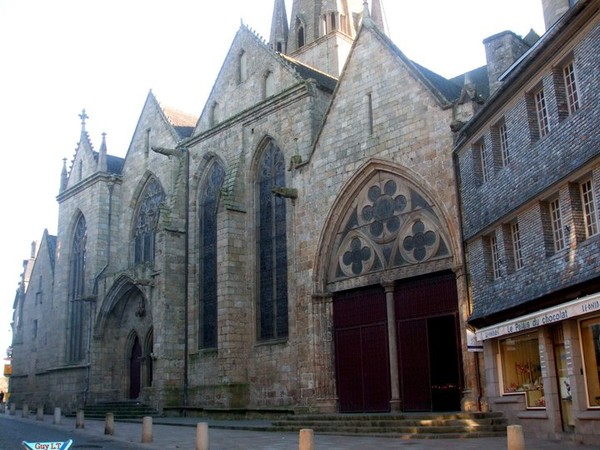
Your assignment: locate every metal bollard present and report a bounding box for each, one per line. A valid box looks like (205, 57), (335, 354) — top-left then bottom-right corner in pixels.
(53, 407), (62, 425)
(299, 428), (315, 450)
(105, 412), (115, 435)
(76, 409), (85, 429)
(141, 416), (153, 443)
(196, 422), (209, 450)
(507, 424), (525, 450)
(36, 406), (44, 421)
(22, 404), (29, 418)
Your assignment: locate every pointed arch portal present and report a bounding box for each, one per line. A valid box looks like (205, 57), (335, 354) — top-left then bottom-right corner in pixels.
(95, 277), (154, 401)
(320, 165), (463, 413)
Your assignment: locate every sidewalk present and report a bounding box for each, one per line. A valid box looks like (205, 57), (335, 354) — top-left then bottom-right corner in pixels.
(3, 411), (592, 449)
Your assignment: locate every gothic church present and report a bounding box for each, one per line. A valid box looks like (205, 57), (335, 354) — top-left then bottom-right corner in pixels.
(11, 0), (515, 415)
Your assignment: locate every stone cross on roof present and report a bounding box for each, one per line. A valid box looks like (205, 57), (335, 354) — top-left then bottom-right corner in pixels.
(79, 109), (89, 129)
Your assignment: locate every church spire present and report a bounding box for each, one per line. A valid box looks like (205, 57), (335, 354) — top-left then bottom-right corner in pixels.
(370, 0), (388, 35)
(98, 132), (108, 172)
(60, 157), (68, 193)
(269, 0), (289, 53)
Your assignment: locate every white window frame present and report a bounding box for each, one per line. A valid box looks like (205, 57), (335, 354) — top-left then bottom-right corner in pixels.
(511, 222), (524, 270)
(581, 179), (599, 238)
(499, 122), (510, 167)
(534, 88), (550, 138)
(491, 233), (501, 280)
(549, 197), (566, 252)
(563, 60), (580, 115)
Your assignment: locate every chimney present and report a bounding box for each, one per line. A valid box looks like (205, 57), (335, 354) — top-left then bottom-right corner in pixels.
(541, 0), (577, 30)
(483, 31), (531, 95)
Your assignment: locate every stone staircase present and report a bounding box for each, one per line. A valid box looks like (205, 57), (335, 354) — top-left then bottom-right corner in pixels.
(76, 401), (159, 419)
(270, 412), (508, 439)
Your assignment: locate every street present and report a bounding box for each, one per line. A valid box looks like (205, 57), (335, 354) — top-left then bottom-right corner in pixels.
(0, 415), (139, 450)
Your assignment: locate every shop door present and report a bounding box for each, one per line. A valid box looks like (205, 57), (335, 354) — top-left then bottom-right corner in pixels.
(334, 287), (390, 413)
(552, 325), (574, 432)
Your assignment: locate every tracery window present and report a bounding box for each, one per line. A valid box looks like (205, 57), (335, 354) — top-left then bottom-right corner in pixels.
(199, 162), (225, 349)
(330, 172), (451, 283)
(257, 141), (288, 340)
(134, 178), (164, 264)
(68, 214), (87, 362)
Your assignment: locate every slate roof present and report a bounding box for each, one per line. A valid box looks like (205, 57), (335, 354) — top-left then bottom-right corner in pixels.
(279, 53), (338, 93)
(92, 151), (125, 175)
(450, 65), (490, 101)
(411, 61), (462, 102)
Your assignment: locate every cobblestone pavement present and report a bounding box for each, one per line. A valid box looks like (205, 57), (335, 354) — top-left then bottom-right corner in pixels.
(2, 412), (594, 449)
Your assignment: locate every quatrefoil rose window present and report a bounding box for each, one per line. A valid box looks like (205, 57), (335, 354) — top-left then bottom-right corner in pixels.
(332, 173), (450, 280)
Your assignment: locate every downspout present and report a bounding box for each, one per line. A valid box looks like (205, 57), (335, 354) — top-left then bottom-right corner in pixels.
(452, 147), (482, 411)
(183, 147), (190, 412)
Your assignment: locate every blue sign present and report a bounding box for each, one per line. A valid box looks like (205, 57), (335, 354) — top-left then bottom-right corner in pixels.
(22, 440), (73, 450)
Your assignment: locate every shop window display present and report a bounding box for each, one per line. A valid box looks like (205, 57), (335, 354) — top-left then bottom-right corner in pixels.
(580, 316), (600, 407)
(499, 332), (545, 408)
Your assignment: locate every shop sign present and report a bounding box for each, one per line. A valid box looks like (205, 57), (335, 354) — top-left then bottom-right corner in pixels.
(476, 291), (600, 341)
(466, 329), (483, 352)
(3, 364), (11, 376)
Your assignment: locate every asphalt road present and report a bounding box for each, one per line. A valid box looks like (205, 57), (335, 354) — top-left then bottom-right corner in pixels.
(0, 415), (138, 450)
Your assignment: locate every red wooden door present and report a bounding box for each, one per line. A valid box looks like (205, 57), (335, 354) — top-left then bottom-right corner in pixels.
(397, 318), (431, 411)
(334, 287), (390, 413)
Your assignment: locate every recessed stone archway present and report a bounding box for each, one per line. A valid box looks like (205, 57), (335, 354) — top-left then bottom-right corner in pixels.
(93, 277), (153, 401)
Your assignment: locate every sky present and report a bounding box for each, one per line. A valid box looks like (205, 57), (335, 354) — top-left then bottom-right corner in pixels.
(0, 0), (546, 363)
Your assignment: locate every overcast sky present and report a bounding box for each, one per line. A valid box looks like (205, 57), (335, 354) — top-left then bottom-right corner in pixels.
(0, 0), (545, 362)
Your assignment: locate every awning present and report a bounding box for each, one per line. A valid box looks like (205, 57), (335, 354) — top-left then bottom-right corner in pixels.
(476, 291), (600, 341)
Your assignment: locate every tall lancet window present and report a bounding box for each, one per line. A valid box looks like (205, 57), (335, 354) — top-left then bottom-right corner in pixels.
(134, 178), (164, 264)
(257, 141), (288, 340)
(199, 162), (225, 349)
(296, 18), (305, 48)
(68, 214), (87, 362)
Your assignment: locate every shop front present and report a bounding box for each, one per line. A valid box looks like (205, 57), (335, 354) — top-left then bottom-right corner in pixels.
(476, 292), (600, 444)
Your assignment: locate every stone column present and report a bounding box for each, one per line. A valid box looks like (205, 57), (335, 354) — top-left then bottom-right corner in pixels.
(382, 282), (401, 411)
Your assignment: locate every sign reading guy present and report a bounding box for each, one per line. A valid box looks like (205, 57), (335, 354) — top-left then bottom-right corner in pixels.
(22, 440), (73, 450)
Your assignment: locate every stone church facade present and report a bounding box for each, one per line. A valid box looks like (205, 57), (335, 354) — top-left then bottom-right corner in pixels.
(11, 0), (594, 431)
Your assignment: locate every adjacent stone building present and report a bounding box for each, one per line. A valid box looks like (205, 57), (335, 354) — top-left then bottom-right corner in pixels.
(455, 0), (600, 444)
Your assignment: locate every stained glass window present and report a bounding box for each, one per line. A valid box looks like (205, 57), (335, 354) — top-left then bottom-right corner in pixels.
(258, 141), (288, 340)
(134, 178), (164, 264)
(69, 214), (87, 362)
(199, 162), (225, 349)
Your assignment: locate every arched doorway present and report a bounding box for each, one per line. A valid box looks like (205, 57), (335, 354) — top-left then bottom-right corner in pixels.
(319, 166), (463, 413)
(129, 335), (142, 399)
(94, 277), (153, 401)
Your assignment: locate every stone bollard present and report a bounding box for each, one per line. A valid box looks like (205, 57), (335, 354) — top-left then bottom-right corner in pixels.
(54, 407), (62, 425)
(10, 403), (16, 415)
(141, 416), (153, 443)
(36, 406), (44, 421)
(76, 409), (85, 429)
(196, 422), (209, 450)
(299, 428), (315, 450)
(22, 403), (29, 418)
(507, 424), (525, 450)
(105, 412), (114, 435)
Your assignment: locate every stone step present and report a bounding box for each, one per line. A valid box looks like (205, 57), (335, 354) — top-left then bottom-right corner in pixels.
(67, 401), (159, 419)
(268, 411), (508, 438)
